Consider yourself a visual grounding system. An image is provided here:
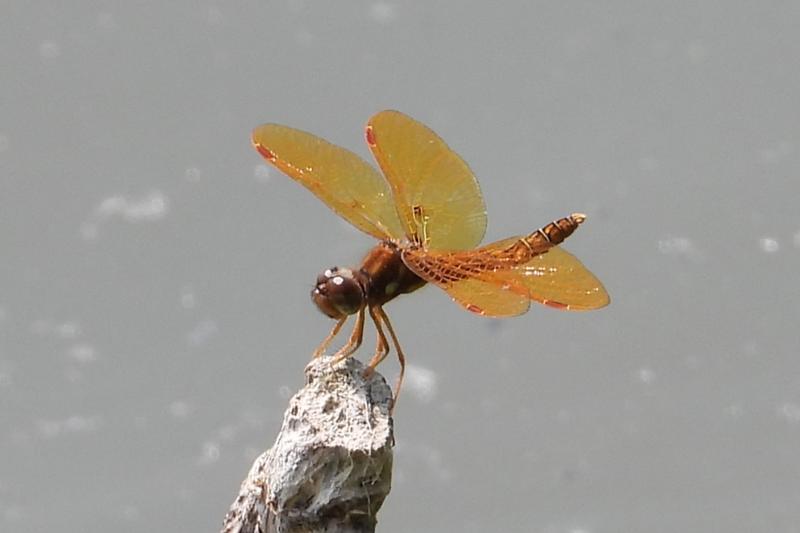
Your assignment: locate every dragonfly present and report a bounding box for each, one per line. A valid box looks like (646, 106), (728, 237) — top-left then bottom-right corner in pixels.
(252, 110), (609, 407)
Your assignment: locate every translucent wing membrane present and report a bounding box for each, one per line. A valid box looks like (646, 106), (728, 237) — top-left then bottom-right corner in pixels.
(366, 110), (486, 250)
(252, 123), (405, 240)
(402, 236), (609, 316)
(438, 277), (531, 317)
(494, 246), (610, 310)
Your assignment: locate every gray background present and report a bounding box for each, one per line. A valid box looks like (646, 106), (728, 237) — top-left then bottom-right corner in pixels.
(2, 2), (799, 532)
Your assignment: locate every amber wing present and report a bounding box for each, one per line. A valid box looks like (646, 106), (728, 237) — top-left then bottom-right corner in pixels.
(252, 123), (406, 240)
(366, 110), (487, 251)
(402, 238), (610, 316)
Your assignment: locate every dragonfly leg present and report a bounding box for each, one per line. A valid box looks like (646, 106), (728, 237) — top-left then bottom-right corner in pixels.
(313, 316), (347, 358)
(330, 307), (365, 365)
(372, 306), (406, 413)
(364, 305), (390, 376)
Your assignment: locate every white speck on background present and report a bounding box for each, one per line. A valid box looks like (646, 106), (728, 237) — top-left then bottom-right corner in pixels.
(180, 287), (197, 309)
(278, 385), (292, 399)
(742, 340), (760, 357)
(254, 164), (271, 182)
(56, 321), (81, 339)
(98, 190), (168, 221)
(29, 319), (83, 339)
(36, 415), (102, 438)
(725, 403), (744, 418)
(404, 364), (437, 403)
(197, 441), (221, 465)
(0, 133), (8, 152)
(186, 319), (218, 346)
(295, 29), (314, 46)
(121, 505), (140, 521)
(64, 415), (99, 432)
(759, 237), (779, 253)
(759, 141), (792, 164)
(370, 2), (396, 24)
(96, 12), (118, 30)
(657, 236), (695, 256)
(169, 400), (192, 419)
(67, 343), (97, 363)
(637, 367), (656, 385)
(185, 167), (202, 181)
(778, 402), (800, 423)
(687, 41), (708, 64)
(657, 236), (706, 262)
(3, 505), (24, 524)
(82, 190), (169, 239)
(638, 156), (659, 172)
(39, 40), (61, 59)
(794, 230), (800, 248)
(205, 5), (223, 25)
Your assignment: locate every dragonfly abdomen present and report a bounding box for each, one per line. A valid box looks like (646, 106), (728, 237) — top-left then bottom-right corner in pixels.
(501, 213), (587, 264)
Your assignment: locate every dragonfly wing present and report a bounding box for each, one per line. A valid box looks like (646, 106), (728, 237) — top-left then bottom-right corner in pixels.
(252, 123), (406, 240)
(402, 237), (609, 315)
(366, 110), (486, 250)
(499, 246), (610, 310)
(402, 246), (531, 317)
(438, 277), (531, 317)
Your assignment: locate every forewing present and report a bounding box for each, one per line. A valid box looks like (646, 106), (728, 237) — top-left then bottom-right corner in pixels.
(366, 110), (487, 250)
(252, 123), (405, 240)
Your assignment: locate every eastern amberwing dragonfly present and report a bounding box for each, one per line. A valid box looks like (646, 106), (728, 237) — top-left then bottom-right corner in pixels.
(252, 110), (609, 405)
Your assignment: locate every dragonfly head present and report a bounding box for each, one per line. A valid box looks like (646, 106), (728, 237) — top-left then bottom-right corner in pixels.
(311, 267), (365, 318)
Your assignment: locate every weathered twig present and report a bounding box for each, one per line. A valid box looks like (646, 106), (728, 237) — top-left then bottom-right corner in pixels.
(221, 356), (394, 533)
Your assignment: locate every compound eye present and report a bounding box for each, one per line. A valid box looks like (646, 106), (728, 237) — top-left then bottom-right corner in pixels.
(328, 275), (362, 314)
(316, 267), (337, 287)
(311, 268), (363, 318)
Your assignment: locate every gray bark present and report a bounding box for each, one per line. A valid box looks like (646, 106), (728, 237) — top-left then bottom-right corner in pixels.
(221, 356), (394, 533)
